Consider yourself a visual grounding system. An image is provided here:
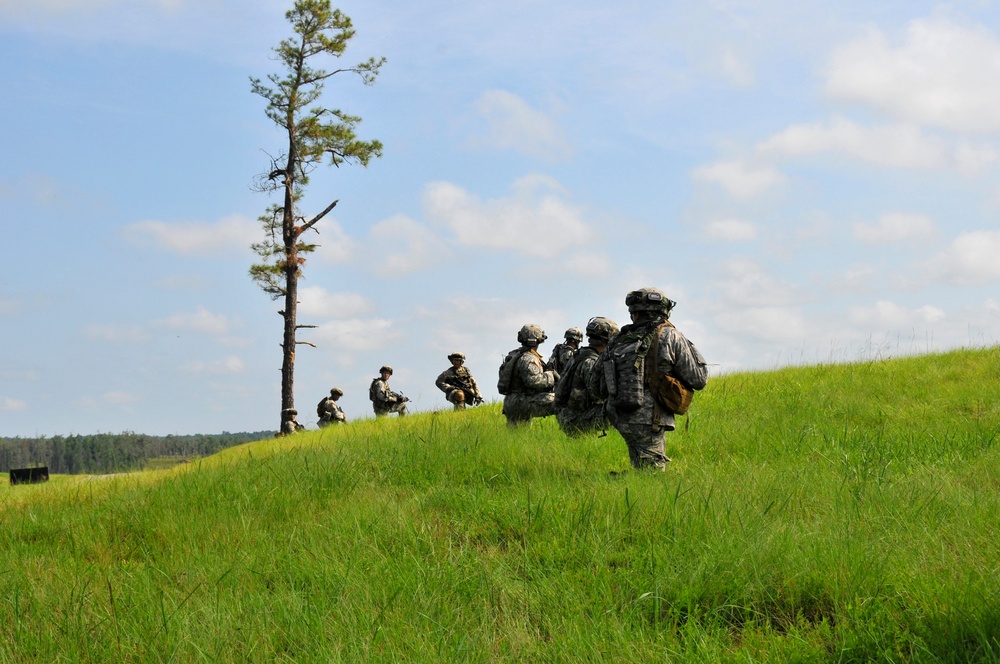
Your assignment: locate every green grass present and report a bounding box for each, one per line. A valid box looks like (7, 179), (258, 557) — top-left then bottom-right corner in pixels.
(2, 347), (1000, 662)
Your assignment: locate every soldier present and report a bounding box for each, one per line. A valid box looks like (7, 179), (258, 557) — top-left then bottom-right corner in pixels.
(370, 365), (409, 417)
(279, 408), (306, 436)
(498, 324), (559, 426)
(317, 387), (347, 427)
(547, 327), (583, 375)
(554, 316), (619, 436)
(591, 288), (708, 470)
(435, 352), (484, 410)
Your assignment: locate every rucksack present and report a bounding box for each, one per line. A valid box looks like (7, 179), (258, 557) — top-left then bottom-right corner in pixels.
(553, 347), (596, 407)
(600, 321), (695, 415)
(369, 378), (379, 402)
(496, 348), (525, 395)
(645, 324), (694, 415)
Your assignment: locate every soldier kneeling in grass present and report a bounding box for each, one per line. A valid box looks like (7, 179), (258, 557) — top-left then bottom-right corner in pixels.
(435, 352), (484, 411)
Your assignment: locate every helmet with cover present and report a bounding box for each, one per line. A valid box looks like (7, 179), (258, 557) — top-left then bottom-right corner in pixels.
(516, 323), (548, 347)
(625, 287), (676, 317)
(447, 352), (466, 362)
(564, 327), (583, 343)
(330, 387), (344, 397)
(379, 365), (393, 375)
(585, 316), (619, 342)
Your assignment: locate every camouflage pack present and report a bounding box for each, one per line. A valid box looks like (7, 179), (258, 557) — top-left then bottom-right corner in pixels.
(496, 348), (525, 395)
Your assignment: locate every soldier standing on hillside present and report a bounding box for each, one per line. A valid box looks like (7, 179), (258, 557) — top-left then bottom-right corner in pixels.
(499, 324), (559, 426)
(591, 288), (708, 470)
(370, 365), (409, 417)
(554, 317), (618, 436)
(435, 352), (484, 410)
(317, 387), (347, 426)
(547, 327), (583, 375)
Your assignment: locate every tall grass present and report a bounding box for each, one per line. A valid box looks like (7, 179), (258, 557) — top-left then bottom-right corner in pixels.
(2, 347), (999, 662)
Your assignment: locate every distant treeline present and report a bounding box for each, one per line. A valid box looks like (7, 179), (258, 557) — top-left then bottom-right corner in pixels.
(0, 431), (275, 475)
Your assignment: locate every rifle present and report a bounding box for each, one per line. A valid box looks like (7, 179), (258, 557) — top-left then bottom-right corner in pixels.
(391, 391), (410, 403)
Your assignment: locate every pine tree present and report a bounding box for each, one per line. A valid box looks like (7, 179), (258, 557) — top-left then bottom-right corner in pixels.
(249, 0), (384, 430)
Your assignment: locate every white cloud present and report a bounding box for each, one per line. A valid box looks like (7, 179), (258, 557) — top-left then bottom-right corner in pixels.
(558, 250), (612, 279)
(826, 18), (1000, 134)
(367, 214), (452, 276)
(692, 160), (785, 199)
(473, 90), (573, 161)
(830, 265), (878, 294)
(82, 323), (150, 343)
(181, 355), (245, 375)
(1, 397), (27, 412)
(122, 214), (258, 256)
(156, 306), (230, 336)
(102, 391), (140, 406)
(849, 300), (946, 328)
(757, 116), (997, 172)
(0, 294), (19, 316)
(852, 212), (936, 244)
(715, 307), (807, 342)
(930, 230), (1000, 285)
(298, 287), (373, 319)
(311, 219), (357, 265)
(313, 318), (402, 352)
(423, 176), (594, 259)
(710, 258), (805, 307)
(704, 218), (758, 242)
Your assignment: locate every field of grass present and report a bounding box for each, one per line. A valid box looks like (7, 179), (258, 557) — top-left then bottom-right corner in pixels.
(2, 347), (999, 662)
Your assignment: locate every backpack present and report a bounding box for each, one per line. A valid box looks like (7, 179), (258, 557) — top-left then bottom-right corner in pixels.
(645, 324), (694, 415)
(600, 321), (695, 415)
(317, 397), (329, 418)
(497, 348), (525, 395)
(369, 378), (379, 402)
(553, 347), (596, 407)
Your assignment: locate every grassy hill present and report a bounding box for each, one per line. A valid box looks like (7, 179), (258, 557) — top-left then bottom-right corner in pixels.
(2, 347), (999, 662)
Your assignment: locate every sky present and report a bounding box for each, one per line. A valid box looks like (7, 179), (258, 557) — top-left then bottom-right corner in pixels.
(3, 0), (1000, 437)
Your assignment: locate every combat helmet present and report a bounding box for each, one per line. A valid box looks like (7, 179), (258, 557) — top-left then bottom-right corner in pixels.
(330, 387), (344, 397)
(447, 352), (466, 362)
(564, 327), (583, 344)
(585, 316), (619, 342)
(516, 323), (547, 347)
(379, 365), (393, 375)
(625, 287), (676, 318)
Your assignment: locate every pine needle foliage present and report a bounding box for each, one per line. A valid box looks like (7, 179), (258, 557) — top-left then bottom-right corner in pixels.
(2, 347), (1000, 662)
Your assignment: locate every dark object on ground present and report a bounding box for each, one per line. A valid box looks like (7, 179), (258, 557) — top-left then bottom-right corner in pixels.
(9, 466), (49, 485)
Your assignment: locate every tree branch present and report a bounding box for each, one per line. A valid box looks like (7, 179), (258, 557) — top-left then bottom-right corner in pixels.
(296, 341), (318, 348)
(301, 199), (339, 232)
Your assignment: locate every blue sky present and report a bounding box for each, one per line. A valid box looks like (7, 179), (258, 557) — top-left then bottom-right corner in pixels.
(3, 0), (1000, 436)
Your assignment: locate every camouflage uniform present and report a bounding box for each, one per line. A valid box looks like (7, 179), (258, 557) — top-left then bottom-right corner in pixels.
(279, 408), (305, 436)
(502, 346), (557, 426)
(547, 327), (582, 375)
(371, 366), (408, 417)
(317, 388), (347, 427)
(554, 347), (604, 435)
(435, 353), (482, 410)
(593, 289), (708, 470)
(554, 317), (618, 436)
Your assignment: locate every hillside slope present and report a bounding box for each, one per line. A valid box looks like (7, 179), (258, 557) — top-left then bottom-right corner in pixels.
(2, 347), (999, 662)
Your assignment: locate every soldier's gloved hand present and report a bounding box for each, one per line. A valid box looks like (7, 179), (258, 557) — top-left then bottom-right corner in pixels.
(551, 371), (560, 382)
(474, 396), (484, 405)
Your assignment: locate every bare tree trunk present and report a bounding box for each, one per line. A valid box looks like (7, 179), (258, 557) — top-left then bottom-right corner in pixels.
(279, 137), (298, 427)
